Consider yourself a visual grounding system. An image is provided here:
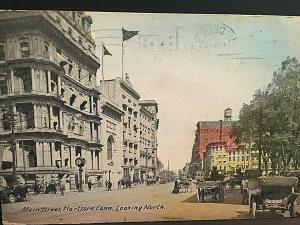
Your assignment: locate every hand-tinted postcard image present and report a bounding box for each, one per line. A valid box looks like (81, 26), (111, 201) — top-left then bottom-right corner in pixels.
(1, 10), (300, 224)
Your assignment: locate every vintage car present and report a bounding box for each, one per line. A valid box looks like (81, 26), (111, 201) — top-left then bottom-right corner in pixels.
(197, 181), (224, 202)
(288, 170), (300, 192)
(178, 178), (192, 192)
(0, 185), (31, 203)
(249, 176), (298, 218)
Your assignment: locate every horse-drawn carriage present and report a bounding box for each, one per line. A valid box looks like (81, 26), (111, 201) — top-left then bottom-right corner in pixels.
(249, 176), (298, 218)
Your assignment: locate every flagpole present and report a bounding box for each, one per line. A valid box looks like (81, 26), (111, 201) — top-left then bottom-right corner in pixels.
(101, 41), (104, 81)
(122, 28), (124, 80)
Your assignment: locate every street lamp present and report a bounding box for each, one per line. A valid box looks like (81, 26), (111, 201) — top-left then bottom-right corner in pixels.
(75, 157), (86, 192)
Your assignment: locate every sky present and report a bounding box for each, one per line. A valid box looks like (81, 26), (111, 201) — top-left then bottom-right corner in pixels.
(88, 12), (300, 171)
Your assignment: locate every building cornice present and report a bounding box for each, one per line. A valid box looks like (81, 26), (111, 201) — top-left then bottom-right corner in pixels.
(120, 79), (140, 100)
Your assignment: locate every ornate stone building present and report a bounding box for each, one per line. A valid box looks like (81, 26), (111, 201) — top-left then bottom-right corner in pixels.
(0, 11), (102, 187)
(100, 76), (159, 182)
(100, 75), (141, 182)
(99, 94), (124, 187)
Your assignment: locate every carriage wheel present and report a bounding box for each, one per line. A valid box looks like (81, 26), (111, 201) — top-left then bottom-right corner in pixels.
(8, 194), (16, 203)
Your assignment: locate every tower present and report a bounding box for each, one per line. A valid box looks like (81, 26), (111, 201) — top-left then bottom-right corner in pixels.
(224, 108), (232, 121)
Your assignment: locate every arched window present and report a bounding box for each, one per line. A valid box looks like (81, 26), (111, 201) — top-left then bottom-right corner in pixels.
(107, 135), (114, 160)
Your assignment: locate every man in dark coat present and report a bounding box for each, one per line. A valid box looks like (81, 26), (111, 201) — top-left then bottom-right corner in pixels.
(172, 179), (179, 194)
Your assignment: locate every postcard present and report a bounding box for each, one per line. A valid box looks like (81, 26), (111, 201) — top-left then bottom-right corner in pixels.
(1, 10), (300, 224)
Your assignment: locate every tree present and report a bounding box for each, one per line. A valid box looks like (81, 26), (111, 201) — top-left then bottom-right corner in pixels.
(239, 57), (300, 173)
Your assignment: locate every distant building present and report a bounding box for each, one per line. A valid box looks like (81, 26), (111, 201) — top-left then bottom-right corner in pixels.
(100, 75), (159, 182)
(191, 108), (239, 170)
(204, 142), (251, 176)
(139, 100), (159, 180)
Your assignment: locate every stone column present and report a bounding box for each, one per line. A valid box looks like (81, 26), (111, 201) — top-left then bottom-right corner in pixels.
(71, 146), (77, 167)
(10, 69), (15, 94)
(50, 142), (56, 167)
(93, 151), (98, 170)
(49, 105), (53, 129)
(97, 123), (101, 142)
(44, 142), (52, 167)
(31, 67), (35, 92)
(16, 141), (23, 168)
(59, 109), (63, 131)
(90, 122), (93, 141)
(36, 141), (42, 167)
(47, 70), (51, 93)
(33, 104), (38, 129)
(60, 142), (64, 167)
(57, 75), (61, 96)
(90, 95), (93, 113)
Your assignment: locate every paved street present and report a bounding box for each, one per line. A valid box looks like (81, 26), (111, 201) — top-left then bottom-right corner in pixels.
(3, 182), (300, 224)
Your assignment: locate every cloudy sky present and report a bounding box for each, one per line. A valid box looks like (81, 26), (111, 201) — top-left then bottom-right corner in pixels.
(89, 12), (300, 171)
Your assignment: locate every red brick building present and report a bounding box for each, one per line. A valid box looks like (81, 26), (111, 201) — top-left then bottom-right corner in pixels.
(191, 108), (239, 169)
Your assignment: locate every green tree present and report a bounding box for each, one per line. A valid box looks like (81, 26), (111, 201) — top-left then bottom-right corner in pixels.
(239, 57), (300, 173)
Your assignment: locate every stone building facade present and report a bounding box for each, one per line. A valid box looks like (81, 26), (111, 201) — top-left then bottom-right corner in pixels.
(0, 11), (102, 187)
(139, 100), (159, 180)
(100, 76), (159, 182)
(100, 94), (124, 187)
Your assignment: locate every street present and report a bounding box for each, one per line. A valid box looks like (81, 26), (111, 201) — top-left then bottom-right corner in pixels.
(3, 182), (300, 224)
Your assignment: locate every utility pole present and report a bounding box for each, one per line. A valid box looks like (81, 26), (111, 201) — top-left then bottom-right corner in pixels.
(258, 106), (262, 175)
(19, 111), (26, 183)
(9, 104), (17, 184)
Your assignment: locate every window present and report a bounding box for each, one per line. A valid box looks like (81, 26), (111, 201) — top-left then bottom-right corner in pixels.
(79, 36), (82, 45)
(229, 157), (231, 161)
(0, 43), (5, 60)
(56, 16), (61, 25)
(78, 68), (82, 80)
(88, 45), (92, 51)
(88, 73), (92, 82)
(20, 39), (30, 57)
(44, 41), (49, 53)
(68, 27), (72, 36)
(56, 47), (62, 55)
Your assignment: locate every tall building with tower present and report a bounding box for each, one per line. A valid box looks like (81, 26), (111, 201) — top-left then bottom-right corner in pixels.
(190, 108), (239, 171)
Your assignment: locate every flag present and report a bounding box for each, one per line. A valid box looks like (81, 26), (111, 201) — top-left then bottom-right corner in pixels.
(122, 28), (139, 41)
(103, 45), (112, 56)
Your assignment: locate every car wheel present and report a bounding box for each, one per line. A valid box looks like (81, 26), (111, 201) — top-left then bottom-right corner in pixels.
(250, 201), (256, 219)
(290, 201), (296, 218)
(25, 193), (31, 201)
(8, 194), (16, 203)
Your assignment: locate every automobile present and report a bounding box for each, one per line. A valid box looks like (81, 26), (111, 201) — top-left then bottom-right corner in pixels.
(288, 170), (300, 192)
(178, 178), (192, 192)
(197, 181), (224, 202)
(0, 185), (31, 203)
(249, 176), (298, 218)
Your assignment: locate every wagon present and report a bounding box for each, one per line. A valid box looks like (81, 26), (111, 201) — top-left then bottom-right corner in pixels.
(249, 176), (298, 218)
(197, 181), (224, 202)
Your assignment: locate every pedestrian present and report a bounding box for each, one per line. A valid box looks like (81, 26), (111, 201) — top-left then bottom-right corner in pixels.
(172, 179), (179, 194)
(105, 180), (108, 190)
(60, 181), (65, 196)
(108, 180), (112, 191)
(34, 180), (38, 195)
(117, 179), (121, 189)
(88, 180), (92, 191)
